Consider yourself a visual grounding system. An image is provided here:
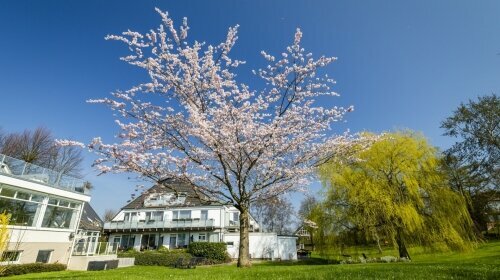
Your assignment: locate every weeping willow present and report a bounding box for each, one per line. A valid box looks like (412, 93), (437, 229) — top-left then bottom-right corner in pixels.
(318, 131), (476, 259)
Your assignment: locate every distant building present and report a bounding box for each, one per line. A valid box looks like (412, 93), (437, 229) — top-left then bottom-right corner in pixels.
(294, 224), (314, 252)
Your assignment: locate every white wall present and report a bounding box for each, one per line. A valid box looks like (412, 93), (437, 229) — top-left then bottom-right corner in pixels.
(67, 255), (118, 271)
(10, 228), (73, 243)
(224, 233), (297, 260)
(278, 236), (298, 260)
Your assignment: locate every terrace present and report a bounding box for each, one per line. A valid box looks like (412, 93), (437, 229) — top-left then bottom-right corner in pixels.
(104, 219), (216, 232)
(0, 153), (90, 194)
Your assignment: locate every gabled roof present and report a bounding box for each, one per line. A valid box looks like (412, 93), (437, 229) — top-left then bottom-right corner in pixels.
(294, 225), (311, 237)
(79, 203), (103, 231)
(122, 179), (218, 210)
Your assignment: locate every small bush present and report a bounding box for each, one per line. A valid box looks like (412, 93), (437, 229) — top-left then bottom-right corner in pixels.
(118, 249), (192, 266)
(0, 263), (66, 277)
(188, 242), (231, 264)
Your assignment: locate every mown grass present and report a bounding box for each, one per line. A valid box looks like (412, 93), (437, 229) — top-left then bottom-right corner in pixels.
(8, 241), (500, 280)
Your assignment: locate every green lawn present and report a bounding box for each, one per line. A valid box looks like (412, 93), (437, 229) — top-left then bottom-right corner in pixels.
(8, 241), (500, 280)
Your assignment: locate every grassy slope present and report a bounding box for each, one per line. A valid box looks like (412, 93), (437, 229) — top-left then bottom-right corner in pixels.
(9, 241), (500, 280)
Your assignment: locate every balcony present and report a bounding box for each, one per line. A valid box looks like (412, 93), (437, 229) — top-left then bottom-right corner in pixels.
(0, 153), (89, 194)
(104, 219), (216, 232)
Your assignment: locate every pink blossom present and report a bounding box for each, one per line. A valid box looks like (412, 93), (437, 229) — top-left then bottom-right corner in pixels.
(85, 9), (377, 207)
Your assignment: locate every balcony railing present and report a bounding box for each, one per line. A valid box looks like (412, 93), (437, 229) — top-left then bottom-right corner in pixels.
(226, 220), (240, 227)
(0, 153), (89, 194)
(104, 219), (216, 231)
(72, 241), (119, 256)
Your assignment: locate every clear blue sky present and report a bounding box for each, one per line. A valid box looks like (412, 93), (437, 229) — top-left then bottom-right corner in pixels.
(0, 0), (499, 217)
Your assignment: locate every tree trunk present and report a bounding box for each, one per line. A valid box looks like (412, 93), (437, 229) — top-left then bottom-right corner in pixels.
(396, 229), (411, 260)
(237, 206), (252, 267)
(374, 231), (383, 254)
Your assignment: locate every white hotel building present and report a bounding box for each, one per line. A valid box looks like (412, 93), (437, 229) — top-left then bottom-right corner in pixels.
(104, 180), (297, 260)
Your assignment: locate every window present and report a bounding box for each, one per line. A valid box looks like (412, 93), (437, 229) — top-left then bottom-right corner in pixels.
(120, 235), (135, 249)
(226, 242), (234, 248)
(141, 234), (156, 250)
(172, 210), (191, 220)
(58, 200), (70, 207)
(31, 195), (44, 202)
(41, 205), (76, 229)
(177, 233), (187, 247)
(0, 185), (43, 227)
(15, 191), (30, 200)
(124, 212), (138, 222)
(145, 211), (163, 222)
(200, 210), (208, 220)
(154, 211), (164, 221)
(1, 251), (21, 262)
(0, 187), (16, 198)
(48, 198), (58, 205)
(198, 233), (206, 241)
(113, 237), (121, 244)
(231, 212), (239, 221)
(179, 210), (191, 219)
(42, 197), (80, 229)
(36, 250), (52, 263)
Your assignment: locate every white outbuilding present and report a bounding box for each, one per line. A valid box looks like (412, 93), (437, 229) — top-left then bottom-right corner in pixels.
(224, 232), (298, 260)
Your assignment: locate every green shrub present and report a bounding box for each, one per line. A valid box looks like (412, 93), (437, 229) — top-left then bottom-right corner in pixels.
(188, 242), (231, 264)
(118, 249), (192, 266)
(0, 263), (66, 277)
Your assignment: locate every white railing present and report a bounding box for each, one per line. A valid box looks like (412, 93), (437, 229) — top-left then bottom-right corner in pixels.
(0, 153), (89, 194)
(72, 241), (119, 256)
(104, 219), (215, 231)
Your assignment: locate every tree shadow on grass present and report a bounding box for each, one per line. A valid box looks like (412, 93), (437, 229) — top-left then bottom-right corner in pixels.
(256, 257), (340, 266)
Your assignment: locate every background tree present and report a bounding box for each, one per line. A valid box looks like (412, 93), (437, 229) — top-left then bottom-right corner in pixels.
(0, 127), (83, 177)
(318, 132), (476, 259)
(251, 196), (294, 234)
(81, 9), (359, 267)
(103, 209), (118, 223)
(441, 94), (499, 233)
(298, 196), (318, 221)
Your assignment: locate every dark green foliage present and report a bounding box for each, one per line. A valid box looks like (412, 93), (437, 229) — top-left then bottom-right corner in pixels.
(118, 250), (192, 266)
(441, 94), (499, 232)
(0, 263), (66, 277)
(188, 242), (231, 263)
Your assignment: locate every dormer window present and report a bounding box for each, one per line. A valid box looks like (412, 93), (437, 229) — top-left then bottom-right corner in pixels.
(143, 192), (188, 207)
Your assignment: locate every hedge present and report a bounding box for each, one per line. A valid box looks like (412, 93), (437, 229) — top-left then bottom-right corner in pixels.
(0, 263), (66, 277)
(118, 250), (193, 266)
(188, 242), (231, 264)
